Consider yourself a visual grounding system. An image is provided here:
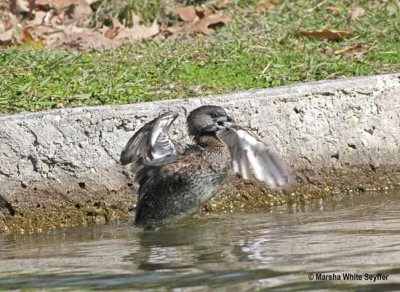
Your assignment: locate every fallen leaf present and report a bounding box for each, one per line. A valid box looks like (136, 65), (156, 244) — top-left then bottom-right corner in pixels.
(0, 29), (13, 47)
(17, 0), (30, 13)
(113, 14), (159, 42)
(35, 0), (80, 10)
(26, 11), (47, 26)
(162, 25), (183, 37)
(334, 44), (368, 57)
(63, 0), (92, 26)
(255, 1), (275, 13)
(171, 6), (197, 22)
(299, 28), (351, 41)
(216, 0), (230, 9)
(327, 6), (342, 15)
(194, 14), (230, 35)
(44, 26), (118, 50)
(349, 7), (365, 21)
(22, 29), (34, 41)
(0, 19), (12, 32)
(195, 5), (214, 18)
(21, 29), (45, 49)
(104, 27), (119, 39)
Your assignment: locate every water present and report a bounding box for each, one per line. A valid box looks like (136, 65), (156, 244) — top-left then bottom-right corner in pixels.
(1, 191), (400, 291)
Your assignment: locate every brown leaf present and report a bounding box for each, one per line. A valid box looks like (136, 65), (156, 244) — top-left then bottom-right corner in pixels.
(162, 25), (183, 36)
(21, 29), (45, 49)
(195, 5), (214, 18)
(44, 26), (118, 50)
(3, 19), (13, 31)
(334, 44), (368, 57)
(349, 7), (365, 21)
(299, 28), (351, 41)
(327, 6), (342, 15)
(0, 29), (13, 47)
(113, 17), (159, 42)
(104, 27), (119, 39)
(194, 14), (230, 35)
(171, 6), (197, 22)
(36, 12), (159, 50)
(35, 0), (80, 10)
(17, 0), (30, 13)
(216, 0), (230, 9)
(22, 29), (34, 42)
(64, 0), (92, 26)
(255, 1), (275, 13)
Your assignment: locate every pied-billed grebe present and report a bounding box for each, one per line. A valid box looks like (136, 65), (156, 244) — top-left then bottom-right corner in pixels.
(120, 105), (292, 226)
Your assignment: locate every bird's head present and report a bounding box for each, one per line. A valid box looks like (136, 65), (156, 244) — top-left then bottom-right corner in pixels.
(187, 105), (234, 140)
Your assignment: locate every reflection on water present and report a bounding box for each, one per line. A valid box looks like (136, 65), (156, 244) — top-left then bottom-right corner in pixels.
(1, 191), (400, 290)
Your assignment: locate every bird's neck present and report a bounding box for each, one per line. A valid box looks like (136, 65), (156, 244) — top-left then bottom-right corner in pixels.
(195, 134), (225, 150)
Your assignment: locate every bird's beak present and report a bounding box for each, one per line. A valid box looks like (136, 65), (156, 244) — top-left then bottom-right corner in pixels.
(203, 116), (235, 132)
(216, 116), (235, 128)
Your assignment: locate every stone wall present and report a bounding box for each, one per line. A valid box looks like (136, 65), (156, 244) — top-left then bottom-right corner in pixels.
(1, 74), (399, 233)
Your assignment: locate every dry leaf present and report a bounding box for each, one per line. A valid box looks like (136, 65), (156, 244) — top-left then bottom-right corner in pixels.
(334, 44), (368, 57)
(299, 28), (351, 41)
(35, 0), (80, 10)
(21, 29), (45, 49)
(44, 26), (118, 50)
(194, 14), (230, 35)
(104, 27), (119, 39)
(35, 12), (159, 50)
(350, 7), (365, 21)
(64, 0), (92, 26)
(22, 29), (34, 42)
(327, 6), (342, 15)
(171, 6), (197, 22)
(113, 14), (159, 42)
(2, 19), (13, 31)
(195, 5), (214, 18)
(17, 0), (30, 13)
(26, 11), (47, 26)
(255, 1), (275, 13)
(162, 25), (183, 36)
(0, 29), (13, 45)
(216, 0), (230, 9)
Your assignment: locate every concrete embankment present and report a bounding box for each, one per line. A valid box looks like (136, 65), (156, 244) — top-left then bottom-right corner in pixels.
(1, 74), (399, 234)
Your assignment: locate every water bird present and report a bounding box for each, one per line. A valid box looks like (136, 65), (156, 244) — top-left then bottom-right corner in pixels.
(120, 105), (292, 226)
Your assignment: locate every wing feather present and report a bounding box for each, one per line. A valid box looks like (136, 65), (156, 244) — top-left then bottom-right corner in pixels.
(120, 112), (179, 167)
(218, 126), (293, 189)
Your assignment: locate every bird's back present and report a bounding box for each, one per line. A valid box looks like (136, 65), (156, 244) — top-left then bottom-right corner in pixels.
(135, 142), (230, 226)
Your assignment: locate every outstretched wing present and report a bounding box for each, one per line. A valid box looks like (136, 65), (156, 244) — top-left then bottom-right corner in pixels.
(217, 125), (293, 190)
(120, 112), (180, 166)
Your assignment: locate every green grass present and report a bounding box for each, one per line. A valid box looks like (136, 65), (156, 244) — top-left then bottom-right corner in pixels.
(0, 0), (399, 114)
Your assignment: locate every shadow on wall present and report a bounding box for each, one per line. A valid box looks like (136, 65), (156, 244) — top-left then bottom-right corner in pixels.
(0, 195), (15, 216)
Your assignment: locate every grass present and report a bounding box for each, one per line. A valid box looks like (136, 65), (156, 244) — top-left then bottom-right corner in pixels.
(0, 0), (399, 114)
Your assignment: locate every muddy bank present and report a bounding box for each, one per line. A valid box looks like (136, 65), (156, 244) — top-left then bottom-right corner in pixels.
(1, 74), (399, 234)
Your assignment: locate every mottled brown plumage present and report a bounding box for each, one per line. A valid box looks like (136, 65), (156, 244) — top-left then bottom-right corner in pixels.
(120, 105), (292, 227)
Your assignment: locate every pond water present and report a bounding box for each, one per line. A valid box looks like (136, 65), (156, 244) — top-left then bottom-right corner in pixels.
(1, 190), (400, 291)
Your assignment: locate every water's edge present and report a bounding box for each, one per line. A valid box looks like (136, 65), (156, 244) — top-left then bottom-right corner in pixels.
(1, 74), (400, 234)
(1, 190), (400, 290)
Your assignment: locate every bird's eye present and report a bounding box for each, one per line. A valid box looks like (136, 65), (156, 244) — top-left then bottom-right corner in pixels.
(217, 121), (224, 126)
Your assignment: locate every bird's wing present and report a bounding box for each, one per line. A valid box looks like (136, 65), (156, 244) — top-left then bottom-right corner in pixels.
(120, 112), (180, 166)
(217, 125), (293, 190)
